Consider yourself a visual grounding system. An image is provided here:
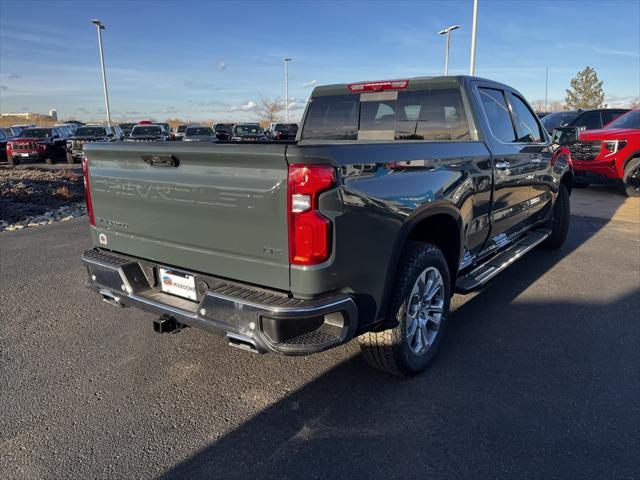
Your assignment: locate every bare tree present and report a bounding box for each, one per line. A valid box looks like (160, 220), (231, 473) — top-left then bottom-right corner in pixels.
(548, 100), (565, 112)
(256, 96), (283, 124)
(629, 97), (640, 109)
(530, 99), (547, 112)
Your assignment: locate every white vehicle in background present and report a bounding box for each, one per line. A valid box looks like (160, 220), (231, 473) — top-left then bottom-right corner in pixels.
(174, 124), (196, 141)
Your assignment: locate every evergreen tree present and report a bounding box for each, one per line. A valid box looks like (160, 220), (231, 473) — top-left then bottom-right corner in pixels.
(565, 67), (605, 109)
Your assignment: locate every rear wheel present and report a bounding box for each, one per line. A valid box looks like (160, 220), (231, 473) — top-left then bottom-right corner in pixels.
(622, 158), (640, 197)
(541, 184), (570, 249)
(359, 242), (451, 377)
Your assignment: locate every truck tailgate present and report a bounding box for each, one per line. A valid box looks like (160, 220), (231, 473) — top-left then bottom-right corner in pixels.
(85, 142), (290, 291)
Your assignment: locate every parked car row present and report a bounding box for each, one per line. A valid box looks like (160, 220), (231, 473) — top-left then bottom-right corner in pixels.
(540, 108), (629, 133)
(171, 122), (299, 142)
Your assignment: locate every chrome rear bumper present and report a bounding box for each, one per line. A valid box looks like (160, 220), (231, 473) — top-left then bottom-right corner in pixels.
(81, 248), (358, 355)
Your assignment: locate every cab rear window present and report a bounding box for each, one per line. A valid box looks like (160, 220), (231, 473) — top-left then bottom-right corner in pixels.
(301, 95), (359, 140)
(302, 88), (470, 141)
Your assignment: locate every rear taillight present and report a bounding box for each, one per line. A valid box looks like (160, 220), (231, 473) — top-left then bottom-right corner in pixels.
(348, 79), (409, 92)
(82, 156), (95, 226)
(288, 164), (336, 265)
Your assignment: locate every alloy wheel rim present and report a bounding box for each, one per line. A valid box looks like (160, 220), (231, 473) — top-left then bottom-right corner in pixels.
(630, 166), (640, 191)
(405, 267), (445, 355)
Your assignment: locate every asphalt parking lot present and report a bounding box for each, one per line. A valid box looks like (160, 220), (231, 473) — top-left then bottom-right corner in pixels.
(1, 188), (638, 480)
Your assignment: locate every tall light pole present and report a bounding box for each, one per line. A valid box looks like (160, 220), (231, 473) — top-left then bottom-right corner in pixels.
(545, 66), (549, 111)
(469, 0), (479, 75)
(283, 57), (291, 123)
(91, 19), (112, 126)
(438, 25), (460, 76)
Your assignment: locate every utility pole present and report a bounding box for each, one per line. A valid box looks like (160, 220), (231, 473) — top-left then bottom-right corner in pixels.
(438, 25), (461, 75)
(545, 66), (549, 111)
(469, 0), (479, 76)
(91, 19), (112, 126)
(283, 58), (291, 123)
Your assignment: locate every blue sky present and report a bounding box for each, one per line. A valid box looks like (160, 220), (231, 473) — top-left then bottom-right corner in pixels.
(1, 0), (639, 122)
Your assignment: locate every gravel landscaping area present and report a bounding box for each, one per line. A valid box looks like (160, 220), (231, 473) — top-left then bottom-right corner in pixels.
(0, 168), (87, 232)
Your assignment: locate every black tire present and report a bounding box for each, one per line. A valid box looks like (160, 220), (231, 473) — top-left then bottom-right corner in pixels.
(622, 158), (640, 197)
(66, 152), (75, 164)
(359, 242), (451, 377)
(541, 184), (570, 249)
(44, 156), (54, 165)
(8, 156), (19, 167)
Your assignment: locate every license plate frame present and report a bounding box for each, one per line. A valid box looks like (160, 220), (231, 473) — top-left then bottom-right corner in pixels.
(159, 268), (197, 301)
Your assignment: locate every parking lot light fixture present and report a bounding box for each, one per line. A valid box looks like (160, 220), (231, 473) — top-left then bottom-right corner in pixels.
(469, 0), (479, 75)
(91, 19), (112, 127)
(437, 25), (460, 76)
(283, 58), (292, 123)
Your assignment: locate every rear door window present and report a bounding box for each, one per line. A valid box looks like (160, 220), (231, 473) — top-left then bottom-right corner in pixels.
(509, 93), (543, 142)
(601, 110), (625, 126)
(574, 111), (601, 130)
(395, 88), (470, 141)
(478, 88), (516, 143)
(301, 94), (358, 140)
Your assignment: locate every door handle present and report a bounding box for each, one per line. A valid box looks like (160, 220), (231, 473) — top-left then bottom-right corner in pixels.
(141, 154), (180, 167)
(495, 160), (510, 170)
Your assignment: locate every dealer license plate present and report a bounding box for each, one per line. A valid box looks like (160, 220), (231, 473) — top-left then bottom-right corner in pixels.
(159, 268), (197, 301)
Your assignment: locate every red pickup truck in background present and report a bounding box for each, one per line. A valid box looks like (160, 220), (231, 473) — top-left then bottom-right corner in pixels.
(570, 110), (640, 196)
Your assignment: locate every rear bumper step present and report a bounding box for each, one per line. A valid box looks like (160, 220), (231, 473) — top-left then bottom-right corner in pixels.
(455, 229), (550, 293)
(81, 248), (357, 355)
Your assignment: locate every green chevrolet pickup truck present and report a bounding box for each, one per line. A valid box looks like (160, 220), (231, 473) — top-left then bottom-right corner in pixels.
(81, 76), (574, 376)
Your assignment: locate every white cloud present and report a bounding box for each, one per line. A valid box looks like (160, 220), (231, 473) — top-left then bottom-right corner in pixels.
(302, 80), (317, 88)
(216, 61), (226, 71)
(288, 100), (307, 111)
(229, 101), (257, 112)
(593, 47), (640, 58)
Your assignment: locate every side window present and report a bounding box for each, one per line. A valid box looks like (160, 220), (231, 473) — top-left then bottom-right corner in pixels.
(509, 93), (542, 142)
(478, 88), (515, 143)
(301, 94), (358, 140)
(574, 111), (600, 130)
(395, 88), (471, 141)
(601, 110), (624, 127)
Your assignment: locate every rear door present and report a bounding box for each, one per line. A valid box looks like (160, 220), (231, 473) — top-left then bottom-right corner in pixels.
(475, 85), (534, 239)
(506, 91), (553, 218)
(86, 142), (291, 291)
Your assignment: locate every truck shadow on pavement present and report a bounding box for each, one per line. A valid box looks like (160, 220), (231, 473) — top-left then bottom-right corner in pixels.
(158, 216), (639, 480)
(161, 215), (640, 479)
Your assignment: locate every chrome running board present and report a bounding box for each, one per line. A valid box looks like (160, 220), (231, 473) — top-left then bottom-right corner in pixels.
(455, 229), (550, 293)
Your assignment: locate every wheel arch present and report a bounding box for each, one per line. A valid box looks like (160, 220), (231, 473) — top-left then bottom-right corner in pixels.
(560, 170), (574, 196)
(377, 203), (463, 326)
(622, 151), (640, 172)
